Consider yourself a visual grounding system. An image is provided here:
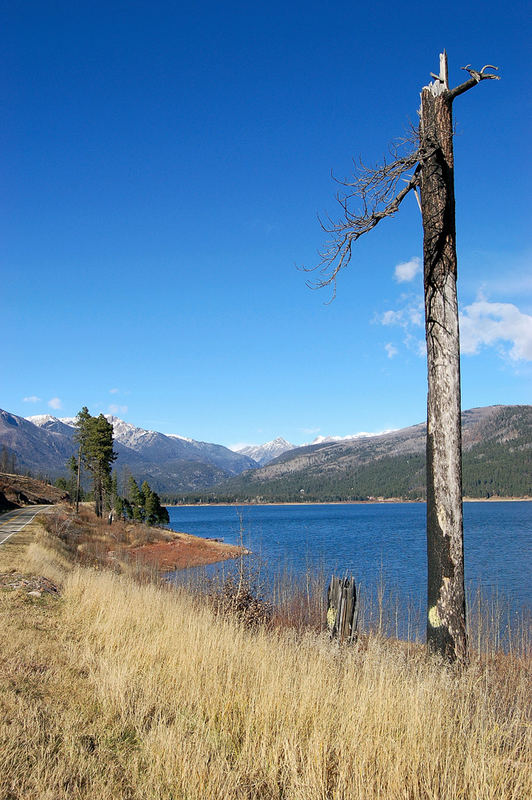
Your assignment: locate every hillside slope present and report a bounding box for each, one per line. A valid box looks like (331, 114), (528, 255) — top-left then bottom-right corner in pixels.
(0, 472), (68, 510)
(0, 409), (256, 493)
(188, 406), (531, 502)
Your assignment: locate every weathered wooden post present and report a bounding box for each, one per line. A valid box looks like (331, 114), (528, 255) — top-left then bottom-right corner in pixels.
(327, 575), (358, 642)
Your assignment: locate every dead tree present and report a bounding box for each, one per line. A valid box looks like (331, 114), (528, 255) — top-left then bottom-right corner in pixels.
(308, 52), (499, 663)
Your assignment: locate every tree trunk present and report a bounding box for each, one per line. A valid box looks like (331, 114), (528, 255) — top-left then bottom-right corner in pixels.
(75, 445), (81, 514)
(95, 474), (102, 517)
(419, 53), (467, 663)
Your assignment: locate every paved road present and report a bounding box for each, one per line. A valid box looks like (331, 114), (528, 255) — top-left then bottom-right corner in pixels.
(0, 506), (51, 545)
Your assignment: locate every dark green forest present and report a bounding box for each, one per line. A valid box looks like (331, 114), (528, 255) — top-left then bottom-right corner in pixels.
(163, 442), (530, 505)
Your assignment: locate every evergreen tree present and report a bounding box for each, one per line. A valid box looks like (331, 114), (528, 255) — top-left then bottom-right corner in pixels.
(110, 471), (118, 506)
(75, 406), (92, 455)
(114, 495), (125, 519)
(66, 454), (78, 498)
(126, 477), (169, 525)
(75, 408), (117, 517)
(128, 476), (145, 521)
(144, 489), (158, 524)
(140, 481), (152, 507)
(142, 482), (169, 525)
(110, 471), (124, 518)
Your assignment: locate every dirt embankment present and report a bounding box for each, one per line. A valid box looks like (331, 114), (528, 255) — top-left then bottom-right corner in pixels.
(0, 472), (69, 511)
(36, 504), (245, 572)
(128, 532), (245, 571)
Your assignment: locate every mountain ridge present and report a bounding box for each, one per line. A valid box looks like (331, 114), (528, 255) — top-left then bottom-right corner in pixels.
(180, 405), (531, 502)
(1, 409), (257, 492)
(2, 405), (529, 500)
(234, 437), (295, 466)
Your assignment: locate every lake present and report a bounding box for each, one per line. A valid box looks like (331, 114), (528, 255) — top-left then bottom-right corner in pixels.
(166, 502), (531, 640)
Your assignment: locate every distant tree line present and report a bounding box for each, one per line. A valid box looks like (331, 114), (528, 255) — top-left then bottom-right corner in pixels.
(162, 444), (530, 505)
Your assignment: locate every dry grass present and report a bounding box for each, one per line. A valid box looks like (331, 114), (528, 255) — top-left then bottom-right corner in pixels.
(35, 505), (175, 568)
(0, 513), (530, 799)
(33, 506), (243, 579)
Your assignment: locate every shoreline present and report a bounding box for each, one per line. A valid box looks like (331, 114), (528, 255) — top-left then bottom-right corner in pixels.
(165, 496), (531, 508)
(128, 530), (245, 571)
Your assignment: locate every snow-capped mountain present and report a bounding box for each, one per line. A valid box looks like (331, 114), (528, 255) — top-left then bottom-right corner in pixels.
(233, 432), (398, 465)
(1, 410), (76, 474)
(234, 437), (295, 467)
(206, 406), (531, 502)
(25, 414), (62, 427)
(167, 433), (195, 443)
(10, 411), (257, 492)
(309, 429), (397, 445)
(28, 414), (192, 449)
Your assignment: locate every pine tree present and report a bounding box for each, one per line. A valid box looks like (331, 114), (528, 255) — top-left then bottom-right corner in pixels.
(125, 478), (169, 526)
(142, 482), (169, 525)
(128, 476), (145, 522)
(75, 408), (117, 517)
(122, 498), (133, 520)
(67, 454), (78, 498)
(144, 489), (158, 524)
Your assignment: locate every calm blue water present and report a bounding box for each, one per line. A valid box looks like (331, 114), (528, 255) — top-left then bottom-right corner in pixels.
(166, 502), (531, 633)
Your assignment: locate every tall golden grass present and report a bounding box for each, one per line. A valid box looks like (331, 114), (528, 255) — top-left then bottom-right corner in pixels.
(1, 526), (530, 800)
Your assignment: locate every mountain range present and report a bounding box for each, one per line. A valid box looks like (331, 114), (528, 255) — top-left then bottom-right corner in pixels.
(183, 405), (532, 502)
(1, 405), (530, 500)
(0, 410), (257, 492)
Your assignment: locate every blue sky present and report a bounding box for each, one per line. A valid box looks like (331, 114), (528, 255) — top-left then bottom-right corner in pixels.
(2, 0), (530, 447)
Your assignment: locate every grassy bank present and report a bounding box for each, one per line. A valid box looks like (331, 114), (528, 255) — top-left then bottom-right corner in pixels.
(0, 509), (530, 799)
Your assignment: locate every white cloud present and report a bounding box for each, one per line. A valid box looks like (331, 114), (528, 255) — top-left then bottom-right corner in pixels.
(460, 301), (532, 361)
(109, 404), (128, 416)
(109, 388), (119, 395)
(394, 257), (421, 283)
(381, 309), (403, 326)
(23, 395), (41, 403)
(301, 426), (321, 435)
(48, 397), (62, 410)
(379, 297), (424, 329)
(377, 294), (425, 358)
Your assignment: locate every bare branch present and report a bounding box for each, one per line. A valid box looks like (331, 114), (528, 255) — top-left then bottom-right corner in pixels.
(463, 64), (499, 79)
(304, 132), (420, 296)
(448, 63), (500, 100)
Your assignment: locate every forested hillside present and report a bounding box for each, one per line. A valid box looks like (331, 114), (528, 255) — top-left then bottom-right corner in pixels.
(166, 406), (531, 503)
